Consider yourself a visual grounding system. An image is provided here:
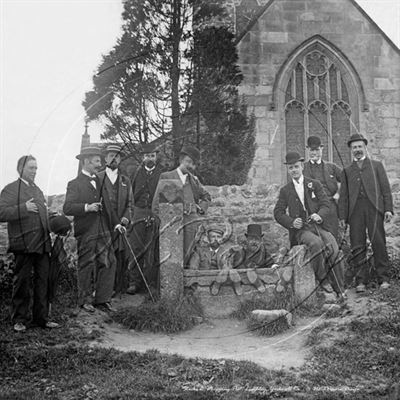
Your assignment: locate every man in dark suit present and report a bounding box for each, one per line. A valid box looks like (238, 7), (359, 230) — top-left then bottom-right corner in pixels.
(97, 144), (133, 295)
(303, 136), (342, 240)
(127, 143), (163, 294)
(63, 147), (116, 313)
(338, 133), (393, 292)
(152, 146), (211, 266)
(274, 152), (345, 302)
(0, 155), (59, 332)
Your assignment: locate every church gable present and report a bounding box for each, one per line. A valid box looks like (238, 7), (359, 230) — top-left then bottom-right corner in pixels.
(228, 0), (400, 185)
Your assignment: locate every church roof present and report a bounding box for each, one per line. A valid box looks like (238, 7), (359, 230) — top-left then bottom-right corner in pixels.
(235, 0), (400, 56)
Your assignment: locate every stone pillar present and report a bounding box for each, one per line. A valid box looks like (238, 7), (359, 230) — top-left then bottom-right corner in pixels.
(291, 245), (317, 305)
(158, 179), (184, 302)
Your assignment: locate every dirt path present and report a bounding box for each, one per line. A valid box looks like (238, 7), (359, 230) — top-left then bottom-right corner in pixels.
(88, 294), (324, 370)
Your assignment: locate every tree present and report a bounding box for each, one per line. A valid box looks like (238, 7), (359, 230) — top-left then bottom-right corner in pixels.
(83, 0), (256, 185)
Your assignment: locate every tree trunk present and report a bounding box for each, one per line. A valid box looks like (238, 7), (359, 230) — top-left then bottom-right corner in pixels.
(171, 0), (183, 161)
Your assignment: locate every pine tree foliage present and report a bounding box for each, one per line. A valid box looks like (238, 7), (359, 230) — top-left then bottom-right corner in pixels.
(83, 0), (256, 185)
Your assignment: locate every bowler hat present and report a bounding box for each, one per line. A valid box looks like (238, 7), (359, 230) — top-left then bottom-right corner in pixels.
(180, 146), (200, 163)
(245, 224), (263, 238)
(76, 146), (102, 161)
(103, 144), (125, 157)
(49, 214), (71, 236)
(306, 136), (322, 149)
(284, 151), (304, 165)
(347, 133), (368, 147)
(140, 143), (160, 154)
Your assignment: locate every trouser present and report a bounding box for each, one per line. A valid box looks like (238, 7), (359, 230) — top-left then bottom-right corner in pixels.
(296, 224), (345, 294)
(77, 233), (116, 306)
(129, 208), (159, 289)
(348, 198), (390, 284)
(114, 248), (129, 295)
(183, 212), (201, 267)
(11, 252), (49, 326)
(325, 198), (340, 242)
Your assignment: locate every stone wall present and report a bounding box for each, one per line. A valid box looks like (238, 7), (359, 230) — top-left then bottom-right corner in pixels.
(224, 0), (400, 186)
(205, 180), (400, 257)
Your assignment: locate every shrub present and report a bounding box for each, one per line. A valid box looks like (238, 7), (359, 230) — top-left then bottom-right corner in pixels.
(0, 254), (14, 301)
(112, 293), (204, 333)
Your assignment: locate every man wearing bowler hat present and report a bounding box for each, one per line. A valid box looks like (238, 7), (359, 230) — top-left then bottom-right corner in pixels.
(153, 145), (211, 266)
(338, 133), (393, 292)
(63, 147), (116, 313)
(0, 155), (59, 332)
(274, 152), (345, 302)
(127, 143), (163, 295)
(303, 136), (342, 240)
(97, 144), (133, 295)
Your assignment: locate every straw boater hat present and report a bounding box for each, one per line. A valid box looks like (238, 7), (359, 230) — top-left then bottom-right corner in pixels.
(103, 144), (125, 157)
(206, 225), (224, 236)
(306, 136), (322, 149)
(283, 151), (305, 165)
(347, 133), (368, 147)
(180, 146), (200, 164)
(75, 146), (102, 160)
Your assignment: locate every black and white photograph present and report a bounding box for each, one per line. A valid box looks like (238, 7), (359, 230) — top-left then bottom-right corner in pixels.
(1, 0), (399, 398)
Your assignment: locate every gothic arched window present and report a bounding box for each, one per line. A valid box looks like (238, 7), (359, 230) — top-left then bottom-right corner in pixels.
(284, 48), (356, 166)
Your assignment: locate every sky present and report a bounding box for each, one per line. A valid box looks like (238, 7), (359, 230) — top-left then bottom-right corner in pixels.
(1, 0), (400, 195)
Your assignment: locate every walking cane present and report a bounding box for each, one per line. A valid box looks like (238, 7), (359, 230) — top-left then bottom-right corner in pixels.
(121, 230), (156, 303)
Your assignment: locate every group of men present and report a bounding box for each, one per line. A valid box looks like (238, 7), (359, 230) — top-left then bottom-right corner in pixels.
(0, 142), (211, 332)
(0, 130), (394, 332)
(274, 133), (393, 301)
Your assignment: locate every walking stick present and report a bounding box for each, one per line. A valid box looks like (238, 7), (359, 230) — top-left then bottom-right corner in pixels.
(121, 230), (156, 303)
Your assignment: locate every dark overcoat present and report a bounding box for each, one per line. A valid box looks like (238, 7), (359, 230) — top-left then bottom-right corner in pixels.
(63, 173), (110, 238)
(274, 176), (331, 247)
(0, 179), (51, 253)
(338, 158), (393, 223)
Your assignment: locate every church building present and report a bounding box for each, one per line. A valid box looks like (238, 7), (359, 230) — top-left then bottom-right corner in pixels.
(226, 0), (400, 186)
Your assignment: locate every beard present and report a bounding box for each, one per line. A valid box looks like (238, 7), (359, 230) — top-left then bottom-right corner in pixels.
(144, 160), (155, 169)
(107, 162), (118, 171)
(354, 151), (364, 159)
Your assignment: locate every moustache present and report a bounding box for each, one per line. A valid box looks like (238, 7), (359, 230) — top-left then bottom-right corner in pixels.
(144, 160), (155, 168)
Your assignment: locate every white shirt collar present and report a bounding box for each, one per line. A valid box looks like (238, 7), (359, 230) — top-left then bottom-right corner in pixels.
(106, 167), (118, 184)
(292, 175), (306, 209)
(19, 177), (30, 186)
(81, 169), (96, 178)
(144, 166), (155, 172)
(310, 159), (322, 165)
(177, 167), (187, 184)
(354, 156), (366, 162)
(292, 175), (304, 186)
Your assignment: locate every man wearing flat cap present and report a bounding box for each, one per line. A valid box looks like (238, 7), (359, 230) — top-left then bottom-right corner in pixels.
(153, 145), (211, 266)
(63, 147), (116, 313)
(338, 133), (393, 292)
(97, 144), (133, 295)
(303, 136), (342, 240)
(274, 152), (345, 302)
(127, 143), (163, 295)
(0, 155), (59, 332)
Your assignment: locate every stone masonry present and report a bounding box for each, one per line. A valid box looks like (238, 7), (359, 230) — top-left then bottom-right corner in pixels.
(223, 0), (400, 187)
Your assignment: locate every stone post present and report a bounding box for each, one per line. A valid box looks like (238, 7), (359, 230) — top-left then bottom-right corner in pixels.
(157, 179), (184, 302)
(291, 245), (317, 305)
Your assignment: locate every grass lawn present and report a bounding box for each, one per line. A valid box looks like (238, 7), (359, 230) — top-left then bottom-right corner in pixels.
(1, 277), (400, 399)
